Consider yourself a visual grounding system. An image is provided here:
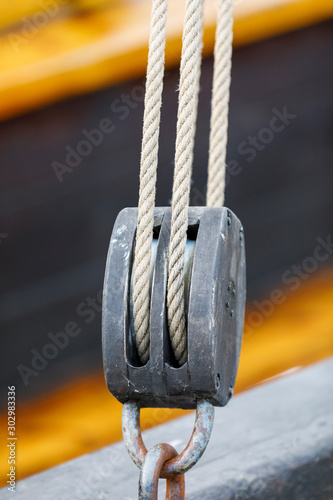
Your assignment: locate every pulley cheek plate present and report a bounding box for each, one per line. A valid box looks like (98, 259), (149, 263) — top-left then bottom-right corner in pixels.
(102, 207), (246, 409)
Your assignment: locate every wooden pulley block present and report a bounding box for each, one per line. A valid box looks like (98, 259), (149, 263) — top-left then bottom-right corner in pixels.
(102, 207), (246, 409)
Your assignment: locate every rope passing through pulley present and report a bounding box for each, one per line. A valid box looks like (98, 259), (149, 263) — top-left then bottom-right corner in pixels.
(133, 0), (234, 368)
(102, 0), (245, 498)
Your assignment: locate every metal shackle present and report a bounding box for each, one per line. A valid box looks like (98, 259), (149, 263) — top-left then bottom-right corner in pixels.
(122, 399), (214, 476)
(139, 444), (185, 500)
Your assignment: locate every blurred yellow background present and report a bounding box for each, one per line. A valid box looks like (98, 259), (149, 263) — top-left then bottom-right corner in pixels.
(1, 0), (333, 120)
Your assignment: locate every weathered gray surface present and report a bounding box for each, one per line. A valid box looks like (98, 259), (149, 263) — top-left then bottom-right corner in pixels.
(1, 358), (332, 499)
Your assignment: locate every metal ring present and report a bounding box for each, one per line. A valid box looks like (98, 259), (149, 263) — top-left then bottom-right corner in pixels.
(122, 399), (214, 476)
(139, 444), (185, 500)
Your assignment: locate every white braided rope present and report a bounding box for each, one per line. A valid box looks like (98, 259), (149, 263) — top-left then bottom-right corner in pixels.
(167, 0), (205, 366)
(133, 0), (169, 364)
(206, 0), (233, 207)
(133, 0), (233, 366)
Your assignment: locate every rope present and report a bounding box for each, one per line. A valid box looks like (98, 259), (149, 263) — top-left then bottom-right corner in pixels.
(133, 0), (233, 366)
(167, 0), (204, 365)
(133, 0), (169, 364)
(206, 0), (233, 207)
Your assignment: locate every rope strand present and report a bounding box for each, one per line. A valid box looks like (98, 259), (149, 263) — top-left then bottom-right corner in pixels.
(206, 0), (233, 207)
(167, 0), (205, 366)
(133, 0), (169, 364)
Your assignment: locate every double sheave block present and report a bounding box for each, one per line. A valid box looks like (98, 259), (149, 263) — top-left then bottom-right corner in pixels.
(102, 207), (246, 409)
